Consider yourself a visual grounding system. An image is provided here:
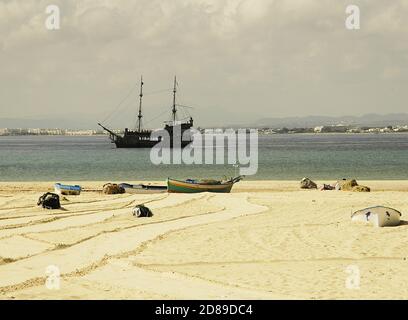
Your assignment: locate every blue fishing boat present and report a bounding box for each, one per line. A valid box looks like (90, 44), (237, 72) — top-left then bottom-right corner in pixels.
(54, 183), (82, 195)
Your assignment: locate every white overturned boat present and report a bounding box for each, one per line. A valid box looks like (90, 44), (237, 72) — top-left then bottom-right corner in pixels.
(351, 206), (402, 227)
(54, 183), (82, 196)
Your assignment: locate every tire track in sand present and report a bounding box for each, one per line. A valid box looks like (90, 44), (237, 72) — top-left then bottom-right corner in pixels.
(0, 194), (171, 239)
(0, 193), (266, 295)
(0, 193), (164, 221)
(0, 194), (222, 264)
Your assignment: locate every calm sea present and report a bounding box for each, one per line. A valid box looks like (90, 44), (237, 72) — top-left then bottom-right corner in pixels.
(0, 134), (407, 181)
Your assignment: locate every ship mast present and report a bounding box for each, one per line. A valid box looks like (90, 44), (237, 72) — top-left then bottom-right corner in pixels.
(172, 75), (177, 123)
(137, 76), (144, 132)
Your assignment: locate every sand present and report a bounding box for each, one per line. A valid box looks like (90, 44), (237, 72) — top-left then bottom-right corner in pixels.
(0, 180), (407, 300)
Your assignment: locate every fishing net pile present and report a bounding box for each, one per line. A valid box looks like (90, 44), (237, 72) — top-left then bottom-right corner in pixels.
(103, 183), (125, 195)
(337, 179), (370, 192)
(300, 177), (317, 189)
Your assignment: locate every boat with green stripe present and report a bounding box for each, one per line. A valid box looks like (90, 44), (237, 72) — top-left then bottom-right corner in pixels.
(167, 176), (243, 193)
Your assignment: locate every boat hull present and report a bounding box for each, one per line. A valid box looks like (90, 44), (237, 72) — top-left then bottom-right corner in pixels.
(167, 178), (234, 193)
(119, 183), (167, 194)
(351, 206), (402, 227)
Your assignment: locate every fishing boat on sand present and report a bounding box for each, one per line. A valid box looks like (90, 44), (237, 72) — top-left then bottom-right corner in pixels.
(54, 183), (82, 196)
(351, 206), (402, 227)
(118, 183), (167, 194)
(167, 176), (244, 193)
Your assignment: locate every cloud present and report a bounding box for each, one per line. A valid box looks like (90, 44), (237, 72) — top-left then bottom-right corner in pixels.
(0, 0), (407, 127)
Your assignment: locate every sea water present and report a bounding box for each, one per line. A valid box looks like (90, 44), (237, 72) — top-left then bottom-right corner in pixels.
(0, 133), (407, 181)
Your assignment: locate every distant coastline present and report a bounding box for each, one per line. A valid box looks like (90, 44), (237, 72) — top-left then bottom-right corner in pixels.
(2, 113), (408, 136)
(0, 128), (108, 136)
(1, 124), (408, 136)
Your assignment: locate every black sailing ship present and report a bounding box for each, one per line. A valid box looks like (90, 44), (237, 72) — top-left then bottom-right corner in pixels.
(98, 76), (194, 148)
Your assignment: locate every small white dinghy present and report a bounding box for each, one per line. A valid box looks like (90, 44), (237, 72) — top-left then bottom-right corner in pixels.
(351, 206), (402, 227)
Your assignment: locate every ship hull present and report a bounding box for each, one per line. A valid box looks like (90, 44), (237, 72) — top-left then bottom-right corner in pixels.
(114, 139), (159, 148)
(114, 139), (192, 148)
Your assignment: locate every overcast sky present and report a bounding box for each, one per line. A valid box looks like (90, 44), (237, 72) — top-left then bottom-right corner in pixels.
(0, 0), (407, 128)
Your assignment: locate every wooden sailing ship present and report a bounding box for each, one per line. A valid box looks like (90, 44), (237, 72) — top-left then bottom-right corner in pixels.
(98, 76), (193, 148)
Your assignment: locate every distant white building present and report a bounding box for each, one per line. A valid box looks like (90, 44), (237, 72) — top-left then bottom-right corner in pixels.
(347, 128), (361, 133)
(380, 127), (392, 133)
(28, 128), (41, 135)
(66, 130), (97, 136)
(314, 125), (348, 133)
(0, 128), (9, 135)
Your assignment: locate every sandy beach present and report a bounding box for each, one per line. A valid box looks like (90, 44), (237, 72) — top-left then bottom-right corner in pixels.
(0, 180), (408, 300)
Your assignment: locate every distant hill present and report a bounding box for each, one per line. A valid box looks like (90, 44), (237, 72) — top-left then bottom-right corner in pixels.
(0, 113), (154, 130)
(0, 117), (99, 130)
(1, 113), (408, 130)
(252, 113), (408, 129)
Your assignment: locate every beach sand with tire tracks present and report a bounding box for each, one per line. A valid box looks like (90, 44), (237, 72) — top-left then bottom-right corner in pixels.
(0, 181), (408, 299)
